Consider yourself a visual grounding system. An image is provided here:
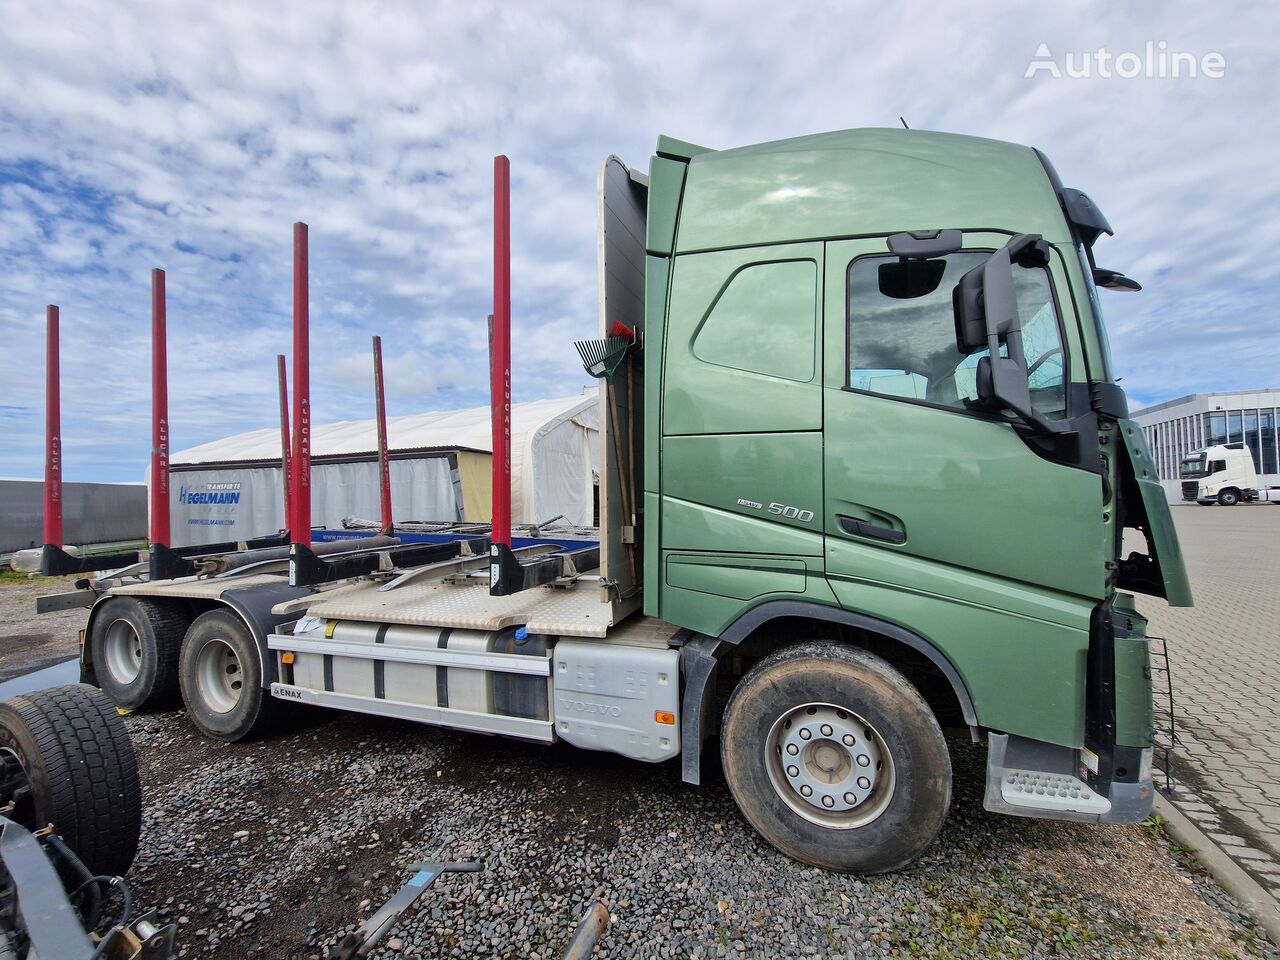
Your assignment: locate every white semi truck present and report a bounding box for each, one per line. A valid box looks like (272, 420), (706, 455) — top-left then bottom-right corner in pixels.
(1179, 443), (1280, 505)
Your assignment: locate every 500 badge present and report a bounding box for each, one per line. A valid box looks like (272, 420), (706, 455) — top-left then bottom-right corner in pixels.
(736, 497), (815, 523)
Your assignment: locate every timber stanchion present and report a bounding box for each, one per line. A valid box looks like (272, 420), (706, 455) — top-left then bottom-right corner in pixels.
(290, 222), (312, 549)
(372, 335), (393, 537)
(489, 156), (520, 596)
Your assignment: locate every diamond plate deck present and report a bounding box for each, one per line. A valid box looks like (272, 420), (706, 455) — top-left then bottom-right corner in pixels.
(110, 573), (290, 600)
(295, 576), (619, 637)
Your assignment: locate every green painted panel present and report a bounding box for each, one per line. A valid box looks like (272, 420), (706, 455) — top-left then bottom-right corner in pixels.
(645, 157), (686, 256)
(676, 129), (1070, 254)
(664, 243), (823, 435)
(660, 551), (838, 638)
(657, 135), (716, 162)
(824, 389), (1105, 599)
(826, 538), (1090, 747)
(661, 496), (823, 557)
(666, 553), (806, 601)
(1114, 637), (1154, 748)
(1117, 419), (1193, 607)
(643, 491), (661, 618)
(643, 255), (671, 499)
(663, 432), (823, 552)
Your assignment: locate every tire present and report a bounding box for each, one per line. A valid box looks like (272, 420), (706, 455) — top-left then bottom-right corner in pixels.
(178, 610), (278, 742)
(0, 684), (142, 877)
(720, 642), (951, 874)
(89, 597), (188, 711)
(1217, 489), (1240, 506)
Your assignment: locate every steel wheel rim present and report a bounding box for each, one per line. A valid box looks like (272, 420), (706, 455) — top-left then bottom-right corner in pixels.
(103, 619), (143, 685)
(765, 702), (896, 829)
(194, 638), (244, 714)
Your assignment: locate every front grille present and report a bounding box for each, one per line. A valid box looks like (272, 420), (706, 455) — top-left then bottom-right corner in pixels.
(1181, 480), (1199, 500)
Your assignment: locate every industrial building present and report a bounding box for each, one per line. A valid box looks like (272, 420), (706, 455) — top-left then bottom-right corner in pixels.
(163, 394), (599, 545)
(1131, 389), (1280, 498)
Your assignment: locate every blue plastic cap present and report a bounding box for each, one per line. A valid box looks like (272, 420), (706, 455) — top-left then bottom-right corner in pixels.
(514, 626), (529, 643)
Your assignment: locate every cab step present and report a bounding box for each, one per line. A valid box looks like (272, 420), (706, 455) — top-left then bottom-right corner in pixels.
(984, 732), (1113, 821)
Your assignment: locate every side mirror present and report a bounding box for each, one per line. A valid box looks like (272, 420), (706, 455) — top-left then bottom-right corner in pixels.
(951, 234), (1062, 434)
(1093, 267), (1142, 292)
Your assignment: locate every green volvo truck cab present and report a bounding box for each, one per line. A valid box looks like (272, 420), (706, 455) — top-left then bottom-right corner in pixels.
(641, 129), (1191, 870)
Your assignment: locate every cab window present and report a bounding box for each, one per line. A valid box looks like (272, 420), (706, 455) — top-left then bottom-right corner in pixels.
(847, 252), (1068, 419)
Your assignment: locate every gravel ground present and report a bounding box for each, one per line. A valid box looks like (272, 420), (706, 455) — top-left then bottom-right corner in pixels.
(3, 576), (1276, 958)
(121, 707), (1276, 960)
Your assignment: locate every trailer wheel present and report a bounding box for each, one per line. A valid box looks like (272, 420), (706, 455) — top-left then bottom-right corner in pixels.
(179, 609), (277, 742)
(0, 683), (142, 877)
(1217, 488), (1240, 506)
(720, 642), (951, 874)
(90, 597), (188, 711)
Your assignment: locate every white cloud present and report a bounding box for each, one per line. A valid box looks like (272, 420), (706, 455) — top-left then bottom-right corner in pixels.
(0, 0), (1275, 480)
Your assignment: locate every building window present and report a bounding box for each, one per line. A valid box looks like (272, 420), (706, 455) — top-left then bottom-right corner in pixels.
(1209, 412), (1227, 446)
(1263, 409), (1278, 475)
(1244, 410), (1261, 472)
(1228, 410), (1243, 443)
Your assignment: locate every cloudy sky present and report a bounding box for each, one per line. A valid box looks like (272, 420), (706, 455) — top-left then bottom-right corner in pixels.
(0, 2), (1274, 481)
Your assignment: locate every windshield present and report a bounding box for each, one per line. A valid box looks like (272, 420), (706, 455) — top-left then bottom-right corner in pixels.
(1179, 454), (1207, 479)
(1074, 241), (1115, 381)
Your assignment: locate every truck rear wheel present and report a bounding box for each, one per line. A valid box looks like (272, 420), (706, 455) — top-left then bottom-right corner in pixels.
(0, 683), (142, 877)
(720, 642), (951, 873)
(178, 609), (277, 742)
(90, 597), (187, 711)
(1217, 488), (1240, 506)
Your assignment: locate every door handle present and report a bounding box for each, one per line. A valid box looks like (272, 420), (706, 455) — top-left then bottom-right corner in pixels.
(838, 515), (906, 544)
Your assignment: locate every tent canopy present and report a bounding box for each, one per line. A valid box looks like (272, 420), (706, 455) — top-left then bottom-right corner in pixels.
(162, 395), (600, 539)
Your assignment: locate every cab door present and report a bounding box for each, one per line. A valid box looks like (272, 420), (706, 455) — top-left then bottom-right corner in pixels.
(658, 242), (833, 635)
(821, 235), (1106, 613)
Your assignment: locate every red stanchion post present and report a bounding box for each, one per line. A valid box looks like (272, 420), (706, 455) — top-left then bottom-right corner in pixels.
(291, 222), (311, 547)
(277, 354), (292, 537)
(489, 156), (515, 594)
(43, 305), (62, 548)
(150, 269), (171, 548)
(372, 335), (393, 536)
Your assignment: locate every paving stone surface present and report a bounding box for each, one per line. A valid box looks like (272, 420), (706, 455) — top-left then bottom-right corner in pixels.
(1144, 503), (1280, 900)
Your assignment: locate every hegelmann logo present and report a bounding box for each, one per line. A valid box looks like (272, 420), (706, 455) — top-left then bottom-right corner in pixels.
(1025, 42), (1225, 80)
(179, 482), (242, 505)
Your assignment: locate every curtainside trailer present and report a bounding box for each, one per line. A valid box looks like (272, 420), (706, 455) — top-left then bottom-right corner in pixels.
(47, 128), (1192, 874)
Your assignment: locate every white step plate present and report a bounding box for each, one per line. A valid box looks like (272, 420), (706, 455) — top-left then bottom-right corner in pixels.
(1000, 769), (1112, 815)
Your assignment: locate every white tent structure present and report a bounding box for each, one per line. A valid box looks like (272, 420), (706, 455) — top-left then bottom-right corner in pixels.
(163, 395), (599, 546)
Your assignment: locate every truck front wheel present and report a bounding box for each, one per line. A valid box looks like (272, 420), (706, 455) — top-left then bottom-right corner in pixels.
(89, 597), (187, 711)
(1217, 489), (1241, 506)
(178, 609), (278, 742)
(720, 642), (951, 873)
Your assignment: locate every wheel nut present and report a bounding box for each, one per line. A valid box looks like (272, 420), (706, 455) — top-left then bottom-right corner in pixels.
(857, 754), (870, 767)
(799, 728), (812, 740)
(800, 785), (813, 797)
(786, 743), (799, 756)
(821, 795), (834, 808)
(787, 765), (799, 778)
(820, 724), (833, 737)
(844, 792), (857, 805)
(857, 776), (871, 790)
(842, 734), (855, 746)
